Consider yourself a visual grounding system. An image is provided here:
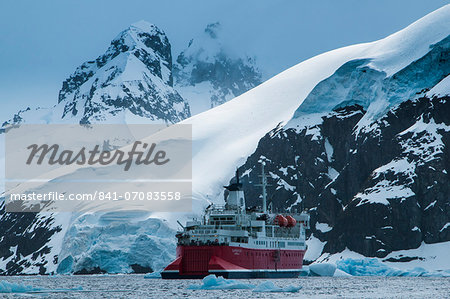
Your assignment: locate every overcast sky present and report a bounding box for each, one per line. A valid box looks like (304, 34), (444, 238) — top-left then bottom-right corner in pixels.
(0, 0), (447, 120)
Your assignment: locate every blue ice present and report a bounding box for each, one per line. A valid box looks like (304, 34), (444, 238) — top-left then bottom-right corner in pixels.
(337, 258), (450, 277)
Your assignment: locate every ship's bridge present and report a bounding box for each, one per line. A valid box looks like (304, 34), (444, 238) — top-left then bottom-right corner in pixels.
(176, 165), (309, 250)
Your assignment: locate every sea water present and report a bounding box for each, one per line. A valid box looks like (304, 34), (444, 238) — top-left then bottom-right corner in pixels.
(1, 275), (449, 298)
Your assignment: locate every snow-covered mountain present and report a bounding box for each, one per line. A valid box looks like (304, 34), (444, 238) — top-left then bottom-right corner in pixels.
(180, 4), (450, 270)
(222, 12), (449, 266)
(2, 21), (190, 126)
(58, 21), (191, 124)
(1, 22), (261, 127)
(173, 22), (262, 114)
(1, 5), (449, 275)
(0, 20), (264, 275)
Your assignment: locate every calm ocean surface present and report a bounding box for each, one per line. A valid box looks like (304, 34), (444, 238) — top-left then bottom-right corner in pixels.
(1, 275), (449, 298)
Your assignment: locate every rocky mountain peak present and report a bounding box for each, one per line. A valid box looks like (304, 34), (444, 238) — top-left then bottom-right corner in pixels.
(57, 21), (188, 124)
(173, 22), (262, 113)
(116, 21), (173, 85)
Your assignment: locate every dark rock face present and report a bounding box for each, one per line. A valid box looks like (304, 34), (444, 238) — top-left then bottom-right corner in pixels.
(58, 21), (190, 124)
(175, 53), (262, 107)
(234, 95), (450, 258)
(231, 36), (450, 259)
(130, 263), (153, 274)
(0, 201), (62, 275)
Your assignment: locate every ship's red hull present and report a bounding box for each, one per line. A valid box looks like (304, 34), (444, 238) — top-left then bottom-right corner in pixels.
(161, 245), (306, 279)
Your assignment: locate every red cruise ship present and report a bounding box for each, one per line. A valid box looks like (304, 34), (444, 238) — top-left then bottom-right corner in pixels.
(161, 165), (310, 279)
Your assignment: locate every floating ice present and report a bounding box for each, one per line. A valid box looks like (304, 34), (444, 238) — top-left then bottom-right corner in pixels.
(0, 280), (85, 294)
(253, 281), (302, 293)
(309, 263), (337, 276)
(144, 272), (161, 279)
(187, 275), (303, 292)
(187, 275), (253, 290)
(0, 280), (40, 293)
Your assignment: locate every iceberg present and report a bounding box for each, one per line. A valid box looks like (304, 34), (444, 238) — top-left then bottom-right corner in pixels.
(187, 275), (254, 290)
(309, 263), (337, 276)
(253, 281), (302, 293)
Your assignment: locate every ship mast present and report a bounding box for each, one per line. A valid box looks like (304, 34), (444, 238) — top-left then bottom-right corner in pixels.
(257, 162), (269, 214)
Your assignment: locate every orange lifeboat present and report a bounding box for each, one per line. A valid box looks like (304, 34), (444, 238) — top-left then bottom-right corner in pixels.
(286, 215), (297, 227)
(274, 215), (288, 227)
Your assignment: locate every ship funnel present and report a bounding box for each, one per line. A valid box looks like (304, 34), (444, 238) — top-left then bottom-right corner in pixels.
(224, 168), (245, 211)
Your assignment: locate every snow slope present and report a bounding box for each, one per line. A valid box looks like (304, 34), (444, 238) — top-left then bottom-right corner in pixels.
(177, 4), (450, 211)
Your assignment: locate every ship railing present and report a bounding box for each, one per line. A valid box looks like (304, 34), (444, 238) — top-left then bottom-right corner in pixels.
(265, 227), (301, 239)
(208, 204), (226, 211)
(178, 240), (229, 247)
(189, 225), (245, 235)
(208, 209), (238, 215)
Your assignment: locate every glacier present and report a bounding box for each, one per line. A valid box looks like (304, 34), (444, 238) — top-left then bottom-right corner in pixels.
(314, 241), (450, 277)
(56, 212), (176, 274)
(336, 258), (450, 277)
